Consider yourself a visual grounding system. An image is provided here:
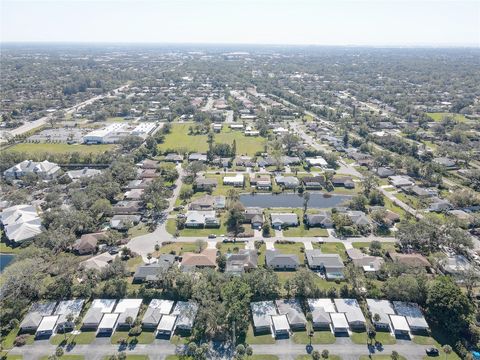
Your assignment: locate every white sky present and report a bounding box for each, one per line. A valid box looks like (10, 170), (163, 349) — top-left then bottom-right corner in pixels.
(1, 0), (479, 46)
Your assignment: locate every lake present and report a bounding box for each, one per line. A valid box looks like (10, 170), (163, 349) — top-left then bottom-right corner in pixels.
(239, 192), (352, 209)
(0, 253), (15, 273)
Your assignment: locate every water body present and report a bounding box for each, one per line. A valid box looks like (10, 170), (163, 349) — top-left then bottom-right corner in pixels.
(0, 254), (14, 273)
(239, 192), (352, 209)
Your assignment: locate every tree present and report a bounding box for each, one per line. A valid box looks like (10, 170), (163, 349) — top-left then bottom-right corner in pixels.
(55, 347), (64, 357)
(321, 349), (330, 359)
(282, 133), (300, 155)
(369, 241), (382, 256)
(311, 350), (321, 360)
(367, 327), (376, 344)
(391, 351), (400, 360)
(186, 161), (206, 179)
(426, 277), (472, 338)
(227, 202), (245, 239)
(303, 192), (311, 217)
(361, 174), (378, 197)
(195, 239), (207, 253)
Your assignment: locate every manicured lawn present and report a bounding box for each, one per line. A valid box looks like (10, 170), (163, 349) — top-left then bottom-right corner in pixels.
(0, 354), (22, 360)
(1, 328), (34, 349)
(126, 256), (145, 272)
(313, 242), (347, 261)
(0, 242), (23, 254)
(50, 330), (96, 345)
(6, 143), (115, 155)
(158, 242), (198, 256)
(426, 112), (469, 123)
(352, 241), (397, 253)
(128, 223), (150, 238)
(104, 357), (149, 360)
(40, 356), (84, 360)
(257, 244), (266, 266)
(168, 213), (229, 237)
(274, 243), (305, 264)
(110, 330), (155, 344)
(296, 355), (341, 360)
(245, 325), (275, 345)
(170, 334), (190, 345)
(283, 225), (329, 237)
(359, 356), (405, 360)
(165, 356), (193, 360)
(106, 117), (127, 122)
(384, 197), (407, 219)
(158, 123), (265, 156)
(276, 270), (346, 292)
(414, 335), (461, 360)
(351, 331), (396, 345)
(216, 242), (245, 255)
(292, 323), (335, 344)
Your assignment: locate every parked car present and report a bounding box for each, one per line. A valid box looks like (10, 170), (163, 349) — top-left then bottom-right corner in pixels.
(208, 234), (217, 239)
(426, 348), (439, 356)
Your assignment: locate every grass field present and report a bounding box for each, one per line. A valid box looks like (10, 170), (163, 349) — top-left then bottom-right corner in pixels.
(313, 242), (347, 261)
(5, 143), (115, 155)
(157, 123), (265, 156)
(283, 225), (329, 237)
(296, 355), (341, 360)
(426, 112), (469, 123)
(158, 242), (198, 256)
(0, 242), (23, 254)
(359, 356), (405, 360)
(274, 242), (305, 264)
(1, 328), (34, 349)
(49, 330), (96, 345)
(245, 325), (275, 345)
(413, 334), (461, 360)
(166, 214), (228, 237)
(128, 223), (150, 238)
(292, 323), (335, 344)
(352, 241), (397, 253)
(40, 356), (84, 360)
(350, 331), (396, 345)
(216, 242), (245, 254)
(110, 330), (155, 344)
(0, 354), (22, 360)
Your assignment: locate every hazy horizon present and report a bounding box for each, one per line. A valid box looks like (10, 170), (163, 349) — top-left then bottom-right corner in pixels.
(2, 0), (479, 47)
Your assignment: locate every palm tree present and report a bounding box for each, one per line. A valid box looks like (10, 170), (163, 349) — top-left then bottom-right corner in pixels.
(391, 351), (400, 360)
(226, 189), (239, 208)
(303, 191), (311, 217)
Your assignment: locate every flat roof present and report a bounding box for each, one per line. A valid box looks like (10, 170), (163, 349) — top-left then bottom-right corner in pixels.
(148, 299), (175, 314)
(91, 299), (116, 313)
(334, 298), (366, 323)
(366, 299), (395, 325)
(251, 301), (277, 328)
(37, 315), (59, 332)
(98, 313), (119, 329)
(172, 301), (198, 329)
(390, 315), (410, 332)
(114, 299), (143, 313)
(330, 313), (349, 329)
(157, 315), (177, 332)
(271, 314), (289, 332)
(54, 299), (85, 316)
(308, 298), (336, 313)
(393, 301), (429, 329)
(30, 301), (57, 316)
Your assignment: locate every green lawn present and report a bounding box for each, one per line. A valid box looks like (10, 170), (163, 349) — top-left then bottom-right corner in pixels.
(110, 331), (155, 344)
(0, 354), (23, 360)
(384, 197), (408, 219)
(426, 112), (469, 123)
(1, 328), (34, 349)
(216, 242), (245, 255)
(414, 335), (461, 360)
(359, 356), (406, 360)
(274, 242), (305, 264)
(283, 225), (329, 237)
(313, 242), (347, 261)
(106, 117), (127, 123)
(350, 331), (396, 345)
(128, 223), (150, 238)
(126, 256), (145, 272)
(40, 356), (84, 360)
(166, 214), (228, 237)
(158, 123), (265, 156)
(103, 357), (149, 360)
(245, 325), (275, 345)
(276, 270), (346, 292)
(292, 323), (335, 344)
(352, 241), (397, 253)
(296, 355), (341, 360)
(0, 243), (23, 254)
(257, 244), (266, 266)
(49, 330), (96, 345)
(6, 143), (115, 155)
(170, 334), (190, 346)
(158, 242), (198, 256)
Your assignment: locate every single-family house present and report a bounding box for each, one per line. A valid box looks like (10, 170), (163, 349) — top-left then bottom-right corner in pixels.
(157, 314), (177, 338)
(114, 299), (143, 329)
(244, 207), (264, 229)
(66, 168), (102, 181)
(97, 313), (119, 335)
(366, 299), (395, 331)
(332, 177), (355, 189)
(334, 298), (366, 330)
(184, 210), (219, 228)
(433, 157), (457, 170)
(142, 299), (175, 329)
(346, 248), (384, 272)
(181, 249), (217, 270)
(194, 177), (218, 191)
(223, 174), (244, 187)
(54, 299), (85, 332)
(110, 215), (141, 230)
(1, 204), (42, 243)
(225, 249), (258, 275)
(393, 301), (429, 333)
(82, 299), (116, 330)
(20, 302), (57, 333)
(389, 314), (410, 336)
(275, 299), (307, 331)
(265, 250), (299, 270)
(112, 200), (143, 215)
(80, 252), (116, 272)
(4, 160), (61, 181)
(388, 252), (431, 269)
(188, 153), (208, 162)
(250, 176), (272, 190)
(270, 213), (298, 230)
(164, 153), (184, 163)
(36, 315), (59, 338)
(376, 167), (395, 178)
(250, 301), (277, 334)
(305, 250), (344, 280)
(275, 176), (299, 189)
(305, 212), (333, 228)
(172, 301), (198, 335)
(389, 175), (415, 188)
(133, 254), (175, 283)
(330, 312), (349, 334)
(301, 176), (324, 190)
(189, 195), (225, 211)
(73, 232), (105, 255)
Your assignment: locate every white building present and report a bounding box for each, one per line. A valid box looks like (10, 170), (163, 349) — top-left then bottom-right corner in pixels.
(366, 299), (395, 331)
(223, 174), (244, 187)
(1, 204), (42, 243)
(334, 298), (366, 330)
(36, 315), (59, 338)
(393, 301), (429, 333)
(271, 314), (290, 338)
(4, 160), (61, 180)
(390, 314), (410, 336)
(330, 312), (349, 334)
(97, 313), (119, 335)
(83, 123), (128, 144)
(131, 123), (157, 138)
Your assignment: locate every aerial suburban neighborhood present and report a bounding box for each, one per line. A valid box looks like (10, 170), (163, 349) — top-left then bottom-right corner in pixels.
(1, 2), (480, 359)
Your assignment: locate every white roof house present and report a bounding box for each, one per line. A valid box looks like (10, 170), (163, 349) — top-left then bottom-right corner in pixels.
(223, 174), (244, 186)
(330, 312), (349, 333)
(308, 298), (337, 313)
(55, 299), (85, 330)
(389, 315), (410, 335)
(306, 157), (328, 168)
(4, 160), (61, 180)
(91, 299), (117, 313)
(98, 313), (119, 333)
(366, 299), (395, 330)
(271, 314), (290, 337)
(66, 168), (102, 180)
(1, 204), (42, 243)
(114, 299), (143, 313)
(172, 301), (198, 333)
(251, 301), (277, 333)
(275, 299), (307, 330)
(157, 314), (177, 337)
(36, 315), (59, 337)
(393, 302), (429, 332)
(334, 299), (366, 329)
(142, 299), (175, 328)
